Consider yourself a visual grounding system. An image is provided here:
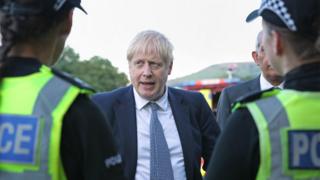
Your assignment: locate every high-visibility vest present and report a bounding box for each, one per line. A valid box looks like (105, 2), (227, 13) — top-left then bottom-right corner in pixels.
(0, 65), (91, 180)
(242, 89), (320, 180)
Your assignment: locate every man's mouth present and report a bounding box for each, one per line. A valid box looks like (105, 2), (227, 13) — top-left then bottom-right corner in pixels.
(140, 82), (155, 85)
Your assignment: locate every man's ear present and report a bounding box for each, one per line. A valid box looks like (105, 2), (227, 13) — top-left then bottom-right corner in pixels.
(271, 30), (284, 56)
(251, 51), (259, 64)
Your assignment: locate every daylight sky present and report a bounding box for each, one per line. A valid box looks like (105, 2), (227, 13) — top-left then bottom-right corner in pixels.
(67, 0), (262, 80)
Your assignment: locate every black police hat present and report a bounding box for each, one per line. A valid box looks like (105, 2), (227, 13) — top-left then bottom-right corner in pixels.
(246, 0), (319, 35)
(0, 0), (87, 16)
(53, 0), (86, 14)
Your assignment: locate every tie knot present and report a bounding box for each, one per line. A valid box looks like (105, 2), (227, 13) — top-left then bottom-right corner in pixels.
(149, 102), (159, 111)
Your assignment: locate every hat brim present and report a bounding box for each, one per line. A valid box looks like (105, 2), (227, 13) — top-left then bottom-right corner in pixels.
(76, 5), (87, 14)
(246, 9), (259, 22)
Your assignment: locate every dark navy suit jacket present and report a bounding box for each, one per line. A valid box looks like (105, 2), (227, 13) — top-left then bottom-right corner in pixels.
(216, 76), (260, 130)
(92, 86), (220, 180)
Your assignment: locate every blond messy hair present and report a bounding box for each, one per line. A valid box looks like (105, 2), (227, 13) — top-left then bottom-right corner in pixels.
(127, 30), (174, 65)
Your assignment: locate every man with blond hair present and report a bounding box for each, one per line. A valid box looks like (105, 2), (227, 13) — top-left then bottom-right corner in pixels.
(93, 30), (220, 180)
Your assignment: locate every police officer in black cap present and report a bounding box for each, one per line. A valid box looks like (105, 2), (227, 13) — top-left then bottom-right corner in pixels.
(205, 0), (320, 179)
(0, 0), (125, 179)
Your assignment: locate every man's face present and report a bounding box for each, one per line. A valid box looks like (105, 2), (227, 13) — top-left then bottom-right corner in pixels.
(129, 53), (172, 101)
(256, 28), (283, 83)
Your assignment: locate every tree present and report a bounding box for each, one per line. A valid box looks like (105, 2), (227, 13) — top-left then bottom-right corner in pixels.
(54, 46), (129, 92)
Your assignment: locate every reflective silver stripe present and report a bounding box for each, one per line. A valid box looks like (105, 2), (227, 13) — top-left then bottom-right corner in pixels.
(0, 76), (72, 179)
(255, 97), (291, 180)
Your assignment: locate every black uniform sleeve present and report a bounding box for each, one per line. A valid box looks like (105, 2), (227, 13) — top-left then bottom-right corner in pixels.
(60, 94), (125, 180)
(205, 108), (260, 180)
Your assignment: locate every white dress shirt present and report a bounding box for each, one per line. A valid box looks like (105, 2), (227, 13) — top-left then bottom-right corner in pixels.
(260, 74), (283, 90)
(134, 87), (186, 180)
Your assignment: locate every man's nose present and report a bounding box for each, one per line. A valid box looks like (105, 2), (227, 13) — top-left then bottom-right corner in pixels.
(142, 64), (152, 77)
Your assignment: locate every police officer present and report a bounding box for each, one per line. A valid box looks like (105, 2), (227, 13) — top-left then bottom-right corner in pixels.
(0, 0), (125, 179)
(205, 0), (320, 179)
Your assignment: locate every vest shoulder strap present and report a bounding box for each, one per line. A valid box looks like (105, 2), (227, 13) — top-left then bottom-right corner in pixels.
(232, 87), (281, 112)
(51, 68), (95, 93)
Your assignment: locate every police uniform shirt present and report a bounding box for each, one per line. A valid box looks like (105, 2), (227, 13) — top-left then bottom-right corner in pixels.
(1, 57), (125, 180)
(205, 62), (320, 180)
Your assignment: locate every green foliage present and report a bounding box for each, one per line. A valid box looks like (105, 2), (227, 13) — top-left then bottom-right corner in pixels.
(54, 46), (129, 92)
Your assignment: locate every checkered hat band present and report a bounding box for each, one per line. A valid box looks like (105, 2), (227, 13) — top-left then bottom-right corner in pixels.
(259, 0), (297, 31)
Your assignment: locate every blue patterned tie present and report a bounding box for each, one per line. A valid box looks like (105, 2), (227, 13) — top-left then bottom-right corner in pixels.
(149, 103), (174, 180)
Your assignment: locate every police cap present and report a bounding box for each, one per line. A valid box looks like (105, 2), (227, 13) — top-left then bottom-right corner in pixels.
(0, 0), (87, 16)
(246, 0), (319, 37)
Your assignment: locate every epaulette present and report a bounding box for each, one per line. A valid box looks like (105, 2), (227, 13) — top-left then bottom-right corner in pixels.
(51, 68), (96, 93)
(231, 87), (281, 112)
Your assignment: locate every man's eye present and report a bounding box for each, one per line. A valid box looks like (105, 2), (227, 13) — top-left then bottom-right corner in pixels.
(135, 61), (144, 66)
(150, 63), (161, 69)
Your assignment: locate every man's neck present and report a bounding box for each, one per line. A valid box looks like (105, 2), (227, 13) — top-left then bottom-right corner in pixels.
(260, 74), (283, 90)
(9, 43), (53, 65)
(263, 74), (283, 86)
(269, 80), (282, 87)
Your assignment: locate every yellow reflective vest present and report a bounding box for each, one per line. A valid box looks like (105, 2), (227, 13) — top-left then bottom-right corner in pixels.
(240, 89), (320, 180)
(0, 65), (91, 180)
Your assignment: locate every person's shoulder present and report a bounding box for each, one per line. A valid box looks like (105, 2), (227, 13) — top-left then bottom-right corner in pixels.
(232, 87), (280, 110)
(168, 87), (202, 98)
(64, 94), (104, 124)
(220, 77), (260, 104)
(224, 77), (259, 93)
(94, 86), (131, 97)
(70, 94), (97, 112)
(51, 68), (95, 92)
(92, 86), (132, 105)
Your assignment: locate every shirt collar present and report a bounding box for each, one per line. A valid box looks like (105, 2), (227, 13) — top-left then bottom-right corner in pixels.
(260, 74), (283, 90)
(133, 87), (169, 111)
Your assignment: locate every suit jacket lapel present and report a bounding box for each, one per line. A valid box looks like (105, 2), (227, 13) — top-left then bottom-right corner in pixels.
(168, 88), (193, 180)
(115, 86), (137, 178)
